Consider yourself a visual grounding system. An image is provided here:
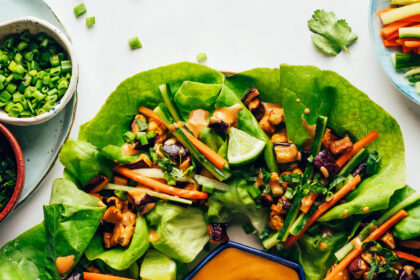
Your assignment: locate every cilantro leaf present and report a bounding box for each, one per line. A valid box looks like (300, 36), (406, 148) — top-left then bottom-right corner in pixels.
(308, 10), (358, 56)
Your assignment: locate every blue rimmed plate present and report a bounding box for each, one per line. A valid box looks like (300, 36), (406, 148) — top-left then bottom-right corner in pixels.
(185, 241), (305, 279)
(369, 0), (420, 105)
(0, 0), (77, 210)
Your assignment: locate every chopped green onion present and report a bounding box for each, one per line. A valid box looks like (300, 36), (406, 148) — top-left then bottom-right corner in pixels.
(247, 185), (261, 199)
(86, 16), (95, 27)
(49, 54), (60, 67)
(139, 134), (148, 146)
(123, 131), (136, 143)
(202, 184), (213, 193)
(73, 3), (87, 18)
(128, 36), (142, 50)
(61, 60), (72, 73)
(196, 52), (207, 63)
(146, 130), (155, 139)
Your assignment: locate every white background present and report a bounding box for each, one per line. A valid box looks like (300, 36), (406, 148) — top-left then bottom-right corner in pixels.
(1, 0), (419, 247)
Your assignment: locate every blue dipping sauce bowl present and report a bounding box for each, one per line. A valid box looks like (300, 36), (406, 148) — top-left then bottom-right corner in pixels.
(185, 241), (305, 280)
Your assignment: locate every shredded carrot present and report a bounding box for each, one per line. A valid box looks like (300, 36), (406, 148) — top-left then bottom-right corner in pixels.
(285, 175), (362, 248)
(403, 45), (418, 53)
(114, 166), (208, 199)
(380, 16), (420, 38)
(376, 8), (395, 17)
(139, 106), (167, 128)
(394, 251), (420, 264)
(83, 272), (134, 280)
(180, 128), (227, 170)
(405, 41), (420, 48)
(300, 192), (317, 213)
(336, 130), (379, 168)
(383, 39), (401, 47)
(324, 210), (408, 280)
(399, 239), (420, 250)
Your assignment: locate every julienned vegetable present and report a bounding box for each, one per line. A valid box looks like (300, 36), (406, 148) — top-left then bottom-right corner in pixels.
(380, 3), (420, 25)
(83, 272), (134, 280)
(324, 210), (408, 280)
(285, 175), (362, 248)
(113, 166), (208, 200)
(0, 30), (72, 117)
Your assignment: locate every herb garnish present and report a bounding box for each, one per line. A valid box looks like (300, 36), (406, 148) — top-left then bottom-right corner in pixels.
(0, 137), (17, 211)
(308, 10), (358, 56)
(362, 240), (399, 280)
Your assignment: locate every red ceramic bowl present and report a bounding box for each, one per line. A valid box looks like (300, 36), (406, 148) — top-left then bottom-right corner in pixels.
(0, 123), (25, 222)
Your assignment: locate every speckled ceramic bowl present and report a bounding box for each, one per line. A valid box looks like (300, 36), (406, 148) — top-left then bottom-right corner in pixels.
(0, 123), (24, 222)
(0, 16), (78, 126)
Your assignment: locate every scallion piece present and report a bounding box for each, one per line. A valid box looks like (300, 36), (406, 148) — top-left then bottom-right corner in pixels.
(139, 134), (148, 146)
(61, 60), (72, 73)
(73, 3), (87, 18)
(128, 36), (142, 50)
(86, 16), (95, 27)
(202, 184), (214, 193)
(123, 131), (136, 143)
(196, 52), (207, 63)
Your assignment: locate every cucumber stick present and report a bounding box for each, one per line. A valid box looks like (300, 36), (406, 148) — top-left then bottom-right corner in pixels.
(154, 104), (231, 181)
(391, 0), (420, 4)
(337, 148), (368, 177)
(159, 83), (183, 122)
(289, 204), (317, 236)
(380, 3), (420, 25)
(399, 27), (420, 39)
(263, 116), (328, 249)
(392, 53), (420, 69)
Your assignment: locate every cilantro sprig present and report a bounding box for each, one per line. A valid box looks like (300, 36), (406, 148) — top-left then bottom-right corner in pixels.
(308, 10), (358, 56)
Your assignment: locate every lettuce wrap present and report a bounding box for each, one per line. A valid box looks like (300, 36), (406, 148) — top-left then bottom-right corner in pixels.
(1, 62), (419, 280)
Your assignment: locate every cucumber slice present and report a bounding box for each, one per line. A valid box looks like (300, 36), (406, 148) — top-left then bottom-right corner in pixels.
(289, 204), (317, 236)
(404, 67), (420, 77)
(380, 3), (420, 25)
(159, 83), (183, 122)
(337, 148), (369, 177)
(399, 27), (420, 39)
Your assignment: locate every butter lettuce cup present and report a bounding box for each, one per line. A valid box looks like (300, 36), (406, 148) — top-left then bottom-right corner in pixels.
(0, 16), (78, 126)
(185, 241), (305, 280)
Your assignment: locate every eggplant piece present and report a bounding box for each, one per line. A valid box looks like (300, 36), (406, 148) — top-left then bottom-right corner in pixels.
(83, 175), (110, 193)
(314, 150), (339, 176)
(260, 193), (274, 207)
(208, 116), (230, 135)
(124, 154), (152, 169)
(65, 271), (83, 280)
(330, 135), (353, 155)
(352, 162), (367, 177)
(100, 220), (115, 232)
(399, 266), (420, 280)
(112, 209), (137, 247)
(281, 197), (292, 211)
(241, 87), (260, 106)
(162, 140), (190, 161)
(207, 223), (229, 243)
(102, 206), (123, 224)
(348, 257), (369, 279)
(248, 98), (265, 121)
(273, 142), (298, 164)
(128, 191), (156, 215)
(103, 196), (124, 210)
(268, 107), (284, 126)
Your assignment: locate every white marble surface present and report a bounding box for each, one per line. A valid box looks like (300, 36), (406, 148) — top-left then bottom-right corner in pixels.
(1, 0), (419, 247)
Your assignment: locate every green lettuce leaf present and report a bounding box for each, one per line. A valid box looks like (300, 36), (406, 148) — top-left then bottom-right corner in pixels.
(0, 223), (48, 280)
(59, 139), (112, 185)
(388, 186), (420, 240)
(100, 144), (139, 164)
(208, 176), (267, 233)
(295, 228), (347, 280)
(279, 64), (405, 221)
(173, 81), (276, 172)
(85, 216), (149, 270)
(44, 179), (105, 278)
(174, 81), (222, 120)
(79, 62), (224, 149)
(146, 202), (209, 263)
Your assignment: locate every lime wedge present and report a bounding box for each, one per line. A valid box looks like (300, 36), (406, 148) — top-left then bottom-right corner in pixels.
(140, 249), (177, 280)
(227, 127), (265, 166)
